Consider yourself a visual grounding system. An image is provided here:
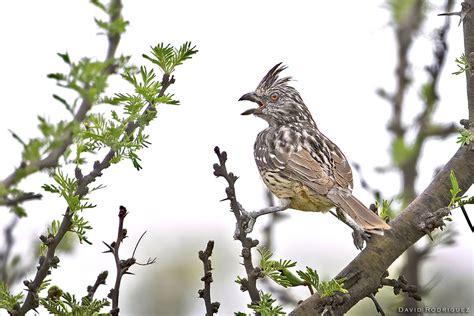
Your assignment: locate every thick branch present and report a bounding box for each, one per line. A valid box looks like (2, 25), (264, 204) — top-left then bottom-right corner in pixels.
(290, 146), (474, 315)
(464, 0), (474, 127)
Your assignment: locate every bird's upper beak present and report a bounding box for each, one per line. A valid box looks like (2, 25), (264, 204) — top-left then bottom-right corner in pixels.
(238, 92), (264, 115)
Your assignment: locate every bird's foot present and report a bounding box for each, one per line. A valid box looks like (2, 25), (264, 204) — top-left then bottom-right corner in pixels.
(352, 228), (371, 250)
(234, 200), (291, 238)
(234, 209), (258, 238)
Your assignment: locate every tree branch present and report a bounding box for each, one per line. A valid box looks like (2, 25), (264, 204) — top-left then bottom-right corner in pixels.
(85, 271), (108, 301)
(103, 206), (155, 316)
(198, 240), (220, 316)
(463, 1), (474, 128)
(290, 140), (474, 316)
(213, 147), (262, 306)
(0, 0), (124, 194)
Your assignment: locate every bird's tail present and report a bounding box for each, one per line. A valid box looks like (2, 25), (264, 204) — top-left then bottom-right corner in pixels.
(328, 189), (391, 235)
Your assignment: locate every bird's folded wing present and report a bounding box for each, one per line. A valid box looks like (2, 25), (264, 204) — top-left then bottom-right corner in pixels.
(328, 143), (353, 189)
(284, 148), (334, 195)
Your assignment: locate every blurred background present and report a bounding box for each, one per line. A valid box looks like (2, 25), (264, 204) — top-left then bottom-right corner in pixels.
(0, 0), (473, 315)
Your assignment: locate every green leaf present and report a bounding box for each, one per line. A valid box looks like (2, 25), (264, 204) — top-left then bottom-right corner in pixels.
(0, 282), (24, 311)
(377, 199), (395, 221)
(53, 94), (74, 114)
(456, 130), (474, 147)
(449, 170), (462, 207)
(90, 0), (107, 12)
(452, 53), (470, 75)
(47, 73), (67, 81)
(248, 291), (285, 316)
(297, 267), (320, 291)
(143, 42), (197, 74)
(57, 52), (71, 65)
(391, 137), (413, 167)
(319, 278), (348, 298)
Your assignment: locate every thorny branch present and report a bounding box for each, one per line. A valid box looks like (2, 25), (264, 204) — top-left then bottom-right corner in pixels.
(198, 240), (220, 316)
(13, 8), (174, 316)
(213, 147), (262, 307)
(104, 206), (156, 316)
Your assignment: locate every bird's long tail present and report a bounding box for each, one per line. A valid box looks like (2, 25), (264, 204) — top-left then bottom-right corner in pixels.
(328, 189), (391, 235)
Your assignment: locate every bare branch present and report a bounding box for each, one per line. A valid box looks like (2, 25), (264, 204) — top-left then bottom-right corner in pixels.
(85, 271), (108, 301)
(381, 275), (421, 301)
(198, 240), (220, 316)
(368, 294), (385, 316)
(213, 147), (262, 306)
(108, 205), (129, 316)
(0, 192), (43, 207)
(290, 144), (474, 315)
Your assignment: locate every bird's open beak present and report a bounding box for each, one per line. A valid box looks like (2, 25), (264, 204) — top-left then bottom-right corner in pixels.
(238, 92), (263, 115)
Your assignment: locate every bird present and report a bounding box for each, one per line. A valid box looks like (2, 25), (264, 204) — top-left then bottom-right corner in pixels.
(238, 63), (390, 249)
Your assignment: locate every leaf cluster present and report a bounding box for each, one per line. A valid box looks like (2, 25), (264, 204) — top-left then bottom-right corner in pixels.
(452, 53), (470, 75)
(0, 282), (24, 312)
(258, 248), (348, 298)
(40, 287), (109, 316)
(449, 170), (473, 208)
(456, 130), (474, 147)
(143, 42), (198, 75)
(375, 199), (395, 221)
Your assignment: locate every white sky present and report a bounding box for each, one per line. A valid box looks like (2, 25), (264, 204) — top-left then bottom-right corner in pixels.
(0, 1), (473, 315)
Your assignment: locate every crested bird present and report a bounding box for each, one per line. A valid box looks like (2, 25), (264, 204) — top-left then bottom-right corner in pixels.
(238, 63), (390, 249)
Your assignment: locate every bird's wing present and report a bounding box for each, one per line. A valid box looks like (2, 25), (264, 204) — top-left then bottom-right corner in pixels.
(326, 141), (353, 189)
(283, 147), (335, 195)
(279, 134), (353, 195)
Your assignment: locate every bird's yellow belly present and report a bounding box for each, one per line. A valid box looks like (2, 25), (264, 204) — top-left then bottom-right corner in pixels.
(262, 171), (334, 212)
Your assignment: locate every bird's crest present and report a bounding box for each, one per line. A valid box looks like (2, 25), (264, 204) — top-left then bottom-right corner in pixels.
(256, 62), (292, 93)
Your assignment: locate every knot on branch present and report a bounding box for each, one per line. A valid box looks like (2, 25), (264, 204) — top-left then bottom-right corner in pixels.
(382, 275), (421, 301)
(316, 292), (350, 314)
(198, 240), (220, 315)
(239, 277), (249, 292)
(39, 234), (55, 246)
(251, 266), (265, 279)
(460, 119), (470, 129)
(418, 207), (451, 239)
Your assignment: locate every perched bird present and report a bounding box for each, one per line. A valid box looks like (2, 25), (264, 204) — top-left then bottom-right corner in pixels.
(239, 63), (390, 248)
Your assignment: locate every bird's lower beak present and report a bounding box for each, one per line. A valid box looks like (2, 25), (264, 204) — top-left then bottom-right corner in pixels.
(238, 92), (263, 115)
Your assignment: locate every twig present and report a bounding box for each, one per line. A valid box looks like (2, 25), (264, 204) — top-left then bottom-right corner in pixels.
(0, 192), (43, 207)
(460, 205), (474, 231)
(198, 240), (220, 316)
(381, 275), (421, 301)
(85, 271), (108, 301)
(107, 206), (128, 316)
(213, 147), (262, 306)
(0, 217), (18, 284)
(368, 294), (385, 316)
(104, 206), (156, 316)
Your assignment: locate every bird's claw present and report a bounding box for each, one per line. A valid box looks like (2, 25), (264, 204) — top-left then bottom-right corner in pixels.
(352, 229), (371, 250)
(234, 210), (257, 239)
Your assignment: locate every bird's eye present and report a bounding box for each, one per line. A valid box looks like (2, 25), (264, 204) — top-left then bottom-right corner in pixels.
(270, 93), (279, 102)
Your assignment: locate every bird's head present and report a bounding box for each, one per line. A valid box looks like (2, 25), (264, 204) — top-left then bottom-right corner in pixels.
(239, 63), (315, 127)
